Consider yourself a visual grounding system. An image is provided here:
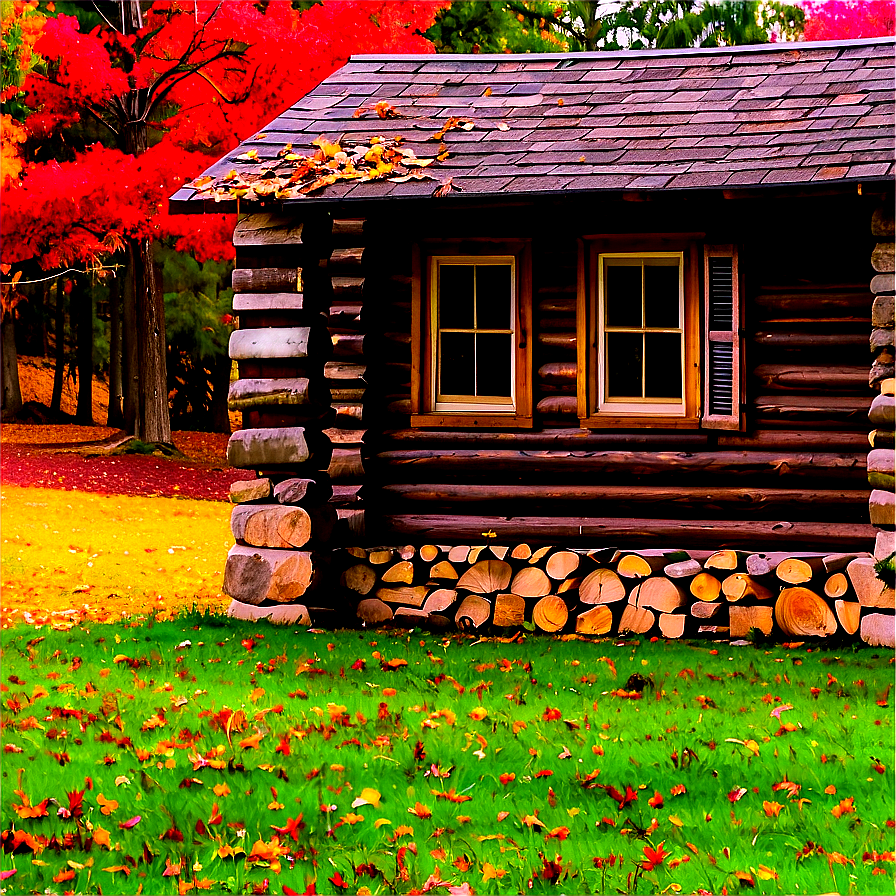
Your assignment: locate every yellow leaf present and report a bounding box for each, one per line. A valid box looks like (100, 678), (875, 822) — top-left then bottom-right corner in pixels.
(669, 815), (684, 827)
(469, 707), (488, 721)
(744, 739), (760, 756)
(566, 807), (580, 818)
(340, 812), (364, 825)
(756, 865), (778, 880)
(522, 813), (545, 828)
(374, 818), (392, 829)
(213, 784), (230, 797)
(351, 788), (382, 809)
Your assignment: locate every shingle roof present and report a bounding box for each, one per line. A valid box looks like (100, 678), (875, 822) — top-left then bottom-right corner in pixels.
(170, 37), (895, 210)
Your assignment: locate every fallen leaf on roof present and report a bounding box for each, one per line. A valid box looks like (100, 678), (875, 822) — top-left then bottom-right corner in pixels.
(433, 178), (462, 198)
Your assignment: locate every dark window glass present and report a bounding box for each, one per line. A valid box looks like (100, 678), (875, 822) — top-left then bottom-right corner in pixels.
(476, 333), (513, 398)
(475, 265), (511, 330)
(439, 265), (474, 329)
(606, 332), (642, 398)
(439, 332), (475, 396)
(644, 264), (680, 328)
(644, 333), (682, 399)
(605, 264), (642, 328)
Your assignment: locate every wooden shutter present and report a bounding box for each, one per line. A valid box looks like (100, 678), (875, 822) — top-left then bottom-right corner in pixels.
(702, 245), (742, 430)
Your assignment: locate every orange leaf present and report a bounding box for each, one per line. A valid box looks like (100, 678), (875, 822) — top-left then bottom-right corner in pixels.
(763, 801), (784, 817)
(96, 794), (118, 816)
(832, 796), (856, 818)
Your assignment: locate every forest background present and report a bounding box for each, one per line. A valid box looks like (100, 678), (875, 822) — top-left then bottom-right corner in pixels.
(1, 0), (894, 444)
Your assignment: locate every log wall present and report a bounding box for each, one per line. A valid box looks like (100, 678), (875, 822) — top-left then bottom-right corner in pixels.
(356, 195), (877, 551)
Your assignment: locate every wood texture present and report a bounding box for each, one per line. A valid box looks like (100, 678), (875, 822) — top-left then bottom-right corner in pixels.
(223, 545), (313, 605)
(775, 587), (837, 637)
(533, 596), (568, 632)
(379, 515), (878, 548)
(227, 427), (310, 468)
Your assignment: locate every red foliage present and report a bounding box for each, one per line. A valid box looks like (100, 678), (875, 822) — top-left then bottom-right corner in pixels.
(0, 443), (252, 500)
(802, 1), (895, 40)
(3, 1), (447, 270)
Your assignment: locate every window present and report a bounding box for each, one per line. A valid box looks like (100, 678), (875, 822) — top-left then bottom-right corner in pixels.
(579, 239), (701, 428)
(412, 241), (532, 427)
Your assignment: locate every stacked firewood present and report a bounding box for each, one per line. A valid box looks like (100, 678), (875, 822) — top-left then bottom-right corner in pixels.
(338, 544), (894, 644)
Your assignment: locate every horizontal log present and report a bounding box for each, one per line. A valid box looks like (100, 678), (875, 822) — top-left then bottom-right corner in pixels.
(325, 361), (366, 381)
(871, 273), (895, 295)
(873, 207), (895, 239)
(752, 332), (868, 348)
(870, 430), (895, 449)
(230, 328), (314, 360)
(233, 213), (304, 246)
(753, 365), (869, 392)
(379, 515), (878, 549)
(372, 449), (865, 479)
(378, 483), (869, 507)
(538, 362), (577, 383)
(537, 296), (576, 313)
(329, 247), (365, 270)
(753, 394), (870, 414)
(227, 427), (311, 468)
(324, 427), (366, 445)
(274, 477), (333, 506)
(229, 478), (272, 503)
(377, 429), (710, 449)
(332, 333), (365, 359)
(233, 293), (310, 312)
(538, 332), (576, 349)
(328, 446), (365, 482)
(228, 378), (322, 410)
(716, 430), (868, 450)
(870, 489), (895, 528)
(754, 290), (872, 314)
(231, 504), (314, 549)
(233, 268), (301, 293)
(869, 394), (895, 428)
(536, 396), (577, 416)
(332, 219), (365, 238)
(872, 241), (894, 273)
(332, 276), (364, 298)
(873, 295), (894, 328)
(223, 544), (314, 605)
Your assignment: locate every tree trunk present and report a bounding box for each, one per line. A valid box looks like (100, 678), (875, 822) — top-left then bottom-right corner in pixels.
(107, 266), (125, 428)
(122, 236), (138, 431)
(75, 276), (94, 424)
(119, 16), (171, 443)
(1, 309), (22, 419)
(50, 279), (65, 414)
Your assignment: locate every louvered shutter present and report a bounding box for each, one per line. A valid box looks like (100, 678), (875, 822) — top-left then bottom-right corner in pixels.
(702, 245), (742, 430)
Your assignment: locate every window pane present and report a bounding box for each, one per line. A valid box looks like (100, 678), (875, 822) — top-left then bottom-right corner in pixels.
(439, 264), (474, 329)
(439, 332), (475, 396)
(605, 264), (642, 328)
(475, 265), (512, 330)
(644, 263), (680, 328)
(606, 332), (642, 398)
(476, 333), (512, 399)
(644, 333), (682, 399)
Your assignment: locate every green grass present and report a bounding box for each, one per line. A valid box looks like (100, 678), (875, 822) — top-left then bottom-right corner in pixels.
(1, 617), (893, 895)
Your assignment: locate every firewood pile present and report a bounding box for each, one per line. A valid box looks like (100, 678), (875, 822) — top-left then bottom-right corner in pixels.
(336, 543), (895, 645)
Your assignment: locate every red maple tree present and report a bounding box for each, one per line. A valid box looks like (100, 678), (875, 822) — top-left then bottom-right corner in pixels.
(2, 0), (446, 440)
(802, 0), (895, 40)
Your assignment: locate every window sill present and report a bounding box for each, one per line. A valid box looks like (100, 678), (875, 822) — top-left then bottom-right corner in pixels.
(411, 413), (534, 429)
(579, 414), (701, 429)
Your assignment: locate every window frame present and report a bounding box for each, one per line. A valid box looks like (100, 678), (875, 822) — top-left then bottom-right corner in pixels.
(411, 239), (533, 428)
(578, 236), (701, 429)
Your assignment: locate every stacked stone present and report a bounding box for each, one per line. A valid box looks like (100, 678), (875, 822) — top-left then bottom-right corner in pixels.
(863, 204), (896, 647)
(222, 212), (336, 623)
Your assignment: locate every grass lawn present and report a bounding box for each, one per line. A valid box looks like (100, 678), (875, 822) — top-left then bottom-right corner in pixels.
(1, 617), (893, 895)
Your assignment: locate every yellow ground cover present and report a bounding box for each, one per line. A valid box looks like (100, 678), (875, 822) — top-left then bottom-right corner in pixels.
(1, 485), (232, 628)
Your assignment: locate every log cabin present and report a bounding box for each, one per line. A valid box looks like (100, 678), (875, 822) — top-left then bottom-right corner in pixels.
(171, 36), (895, 644)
